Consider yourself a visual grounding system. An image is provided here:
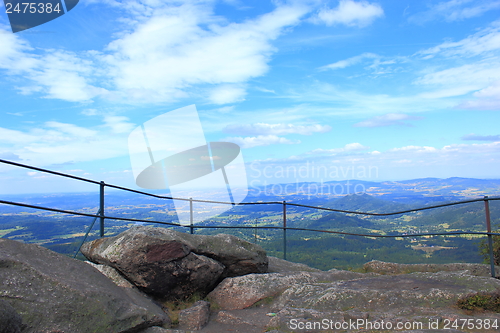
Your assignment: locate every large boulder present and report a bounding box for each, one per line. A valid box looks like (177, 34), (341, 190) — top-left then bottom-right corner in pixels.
(0, 238), (170, 333)
(207, 270), (366, 310)
(81, 226), (268, 299)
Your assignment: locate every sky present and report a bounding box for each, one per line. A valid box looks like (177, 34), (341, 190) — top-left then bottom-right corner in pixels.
(1, 0), (500, 195)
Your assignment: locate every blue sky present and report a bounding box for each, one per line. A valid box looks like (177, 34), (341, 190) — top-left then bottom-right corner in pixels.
(1, 0), (500, 194)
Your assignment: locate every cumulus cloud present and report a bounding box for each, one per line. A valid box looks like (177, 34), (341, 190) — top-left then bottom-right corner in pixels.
(312, 0), (384, 27)
(223, 135), (300, 148)
(103, 2), (308, 103)
(223, 123), (331, 135)
(0, 29), (106, 102)
(354, 113), (423, 127)
(0, 1), (309, 104)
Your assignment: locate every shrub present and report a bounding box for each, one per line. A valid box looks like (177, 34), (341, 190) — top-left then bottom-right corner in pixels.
(479, 227), (500, 266)
(457, 290), (500, 312)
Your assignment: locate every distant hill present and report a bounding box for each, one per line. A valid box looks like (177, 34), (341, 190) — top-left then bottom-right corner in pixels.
(322, 193), (411, 214)
(304, 212), (375, 231)
(406, 199), (500, 230)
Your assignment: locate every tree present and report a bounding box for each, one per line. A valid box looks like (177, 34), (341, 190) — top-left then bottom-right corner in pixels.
(479, 227), (500, 266)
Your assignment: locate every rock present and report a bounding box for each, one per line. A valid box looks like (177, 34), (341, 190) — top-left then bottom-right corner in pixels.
(178, 300), (210, 330)
(363, 260), (500, 276)
(81, 226), (267, 299)
(272, 271), (500, 313)
(0, 238), (170, 333)
(85, 261), (137, 289)
(267, 256), (321, 273)
(214, 311), (252, 325)
(192, 233), (268, 278)
(207, 270), (367, 310)
(207, 266), (500, 332)
(0, 299), (23, 333)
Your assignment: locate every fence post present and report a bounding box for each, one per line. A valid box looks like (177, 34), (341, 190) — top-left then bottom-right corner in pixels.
(189, 198), (194, 234)
(99, 181), (105, 238)
(484, 196), (496, 278)
(283, 200), (287, 260)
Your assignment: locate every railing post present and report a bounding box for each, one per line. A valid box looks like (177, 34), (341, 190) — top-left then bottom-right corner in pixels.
(189, 198), (194, 234)
(283, 200), (287, 260)
(484, 196), (496, 278)
(100, 181), (105, 238)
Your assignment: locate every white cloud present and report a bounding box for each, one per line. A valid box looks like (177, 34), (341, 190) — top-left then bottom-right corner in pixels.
(82, 109), (99, 116)
(413, 59), (500, 110)
(103, 2), (308, 103)
(414, 62), (500, 86)
(409, 0), (500, 24)
(457, 99), (500, 110)
(45, 121), (97, 138)
(319, 52), (378, 70)
(0, 29), (106, 102)
(0, 29), (38, 74)
(389, 145), (438, 153)
(250, 141), (500, 181)
(354, 113), (423, 127)
(418, 22), (500, 58)
(462, 133), (500, 141)
(312, 0), (384, 28)
(209, 85), (246, 104)
(474, 81), (500, 97)
(412, 23), (500, 109)
(31, 51), (107, 102)
(103, 116), (136, 133)
(310, 143), (370, 154)
(223, 135), (300, 148)
(1, 2), (309, 105)
(0, 115), (136, 166)
(223, 123), (331, 135)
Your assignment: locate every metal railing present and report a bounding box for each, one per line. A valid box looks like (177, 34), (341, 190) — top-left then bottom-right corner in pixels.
(1, 158), (499, 277)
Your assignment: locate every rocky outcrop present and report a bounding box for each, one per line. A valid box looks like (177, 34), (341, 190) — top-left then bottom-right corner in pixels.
(81, 226), (268, 299)
(5, 225), (500, 333)
(0, 238), (170, 333)
(207, 270), (368, 310)
(364, 259), (500, 276)
(0, 299), (22, 333)
(204, 260), (500, 333)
